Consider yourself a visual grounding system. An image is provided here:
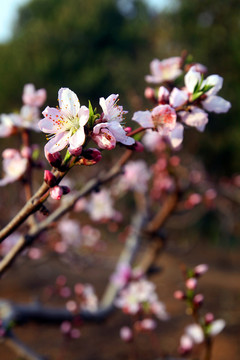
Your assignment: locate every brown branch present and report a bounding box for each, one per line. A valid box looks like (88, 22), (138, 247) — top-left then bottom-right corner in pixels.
(0, 150), (133, 276)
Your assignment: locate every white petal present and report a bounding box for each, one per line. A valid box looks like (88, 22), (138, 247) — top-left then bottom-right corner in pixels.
(69, 128), (86, 150)
(202, 95), (231, 113)
(58, 88), (80, 117)
(185, 68), (202, 94)
(132, 110), (153, 128)
(169, 88), (188, 107)
(40, 107), (69, 133)
(78, 105), (89, 126)
(180, 107), (208, 131)
(45, 131), (70, 153)
(209, 319), (226, 336)
(107, 121), (135, 145)
(202, 75), (223, 96)
(185, 324), (204, 344)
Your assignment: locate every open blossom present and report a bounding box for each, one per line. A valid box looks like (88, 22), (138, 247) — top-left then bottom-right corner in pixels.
(133, 105), (183, 149)
(22, 83), (47, 107)
(0, 114), (17, 137)
(145, 57), (182, 84)
(87, 189), (117, 221)
(0, 149), (28, 186)
(57, 218), (81, 249)
(117, 160), (151, 193)
(38, 88), (89, 154)
(185, 67), (231, 113)
(92, 94), (135, 149)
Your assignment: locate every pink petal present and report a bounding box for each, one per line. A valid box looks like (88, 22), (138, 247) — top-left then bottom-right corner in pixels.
(40, 107), (69, 133)
(169, 123), (184, 148)
(58, 88), (80, 117)
(45, 131), (70, 153)
(107, 121), (135, 145)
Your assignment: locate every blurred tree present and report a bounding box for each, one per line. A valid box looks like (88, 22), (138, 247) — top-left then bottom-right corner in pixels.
(0, 0), (153, 112)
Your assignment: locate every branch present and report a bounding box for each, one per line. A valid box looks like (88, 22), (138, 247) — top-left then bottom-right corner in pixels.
(0, 150), (133, 276)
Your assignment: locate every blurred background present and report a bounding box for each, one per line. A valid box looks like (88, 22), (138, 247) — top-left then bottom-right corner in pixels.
(0, 0), (240, 175)
(0, 0), (240, 359)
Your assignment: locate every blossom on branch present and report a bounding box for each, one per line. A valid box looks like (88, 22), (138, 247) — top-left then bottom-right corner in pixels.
(92, 94), (135, 149)
(0, 149), (28, 186)
(39, 88), (89, 154)
(145, 57), (182, 84)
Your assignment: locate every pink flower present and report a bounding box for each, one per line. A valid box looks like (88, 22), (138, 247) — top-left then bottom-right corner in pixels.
(145, 57), (182, 84)
(50, 186), (63, 200)
(39, 88), (89, 154)
(0, 114), (17, 137)
(132, 104), (183, 149)
(93, 94), (135, 147)
(120, 326), (133, 342)
(169, 87), (188, 108)
(0, 149), (28, 186)
(92, 128), (116, 150)
(118, 160), (151, 193)
(87, 189), (116, 221)
(22, 84), (47, 107)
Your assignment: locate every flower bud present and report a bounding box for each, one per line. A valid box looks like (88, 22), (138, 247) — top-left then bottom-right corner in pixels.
(44, 170), (57, 187)
(124, 127), (132, 134)
(120, 326), (133, 342)
(144, 87), (155, 101)
(174, 290), (185, 300)
(194, 264), (209, 277)
(193, 293), (204, 306)
(50, 186), (63, 200)
(45, 150), (62, 168)
(80, 148), (102, 165)
(61, 186), (71, 195)
(68, 146), (82, 156)
(185, 278), (197, 290)
(205, 312), (214, 325)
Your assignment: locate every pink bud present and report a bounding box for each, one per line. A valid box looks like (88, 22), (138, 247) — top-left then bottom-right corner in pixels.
(60, 286), (71, 298)
(174, 290), (185, 300)
(70, 328), (81, 339)
(194, 264), (209, 276)
(133, 141), (144, 152)
(140, 318), (157, 331)
(158, 86), (170, 104)
(120, 326), (133, 342)
(44, 170), (57, 187)
(205, 312), (214, 324)
(50, 186), (63, 200)
(185, 278), (197, 290)
(21, 146), (32, 159)
(193, 293), (204, 306)
(68, 146), (82, 156)
(124, 127), (132, 134)
(45, 150), (62, 168)
(92, 128), (116, 150)
(178, 334), (193, 355)
(74, 283), (84, 296)
(60, 321), (71, 334)
(66, 300), (78, 312)
(144, 87), (155, 101)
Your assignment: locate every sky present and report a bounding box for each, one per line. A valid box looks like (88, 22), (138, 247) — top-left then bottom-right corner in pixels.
(0, 0), (172, 43)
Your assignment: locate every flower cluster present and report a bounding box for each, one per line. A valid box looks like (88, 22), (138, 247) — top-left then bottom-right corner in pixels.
(133, 57), (231, 150)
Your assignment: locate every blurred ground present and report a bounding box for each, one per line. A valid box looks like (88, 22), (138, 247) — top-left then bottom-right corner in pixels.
(0, 236), (239, 360)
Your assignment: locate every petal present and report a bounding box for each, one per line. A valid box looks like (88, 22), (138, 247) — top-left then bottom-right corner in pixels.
(180, 107), (208, 131)
(107, 121), (135, 145)
(78, 105), (89, 126)
(93, 123), (108, 134)
(202, 75), (223, 96)
(132, 110), (153, 128)
(202, 95), (231, 113)
(0, 176), (18, 187)
(185, 68), (201, 94)
(40, 107), (69, 133)
(209, 319), (226, 336)
(185, 324), (204, 344)
(44, 131), (70, 153)
(169, 88), (188, 107)
(69, 127), (86, 150)
(168, 123), (184, 148)
(58, 88), (80, 117)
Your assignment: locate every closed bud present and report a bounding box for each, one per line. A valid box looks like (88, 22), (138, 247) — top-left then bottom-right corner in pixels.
(193, 293), (204, 306)
(174, 290), (185, 300)
(50, 186), (63, 200)
(44, 170), (57, 187)
(45, 150), (62, 168)
(81, 148), (102, 165)
(61, 186), (71, 195)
